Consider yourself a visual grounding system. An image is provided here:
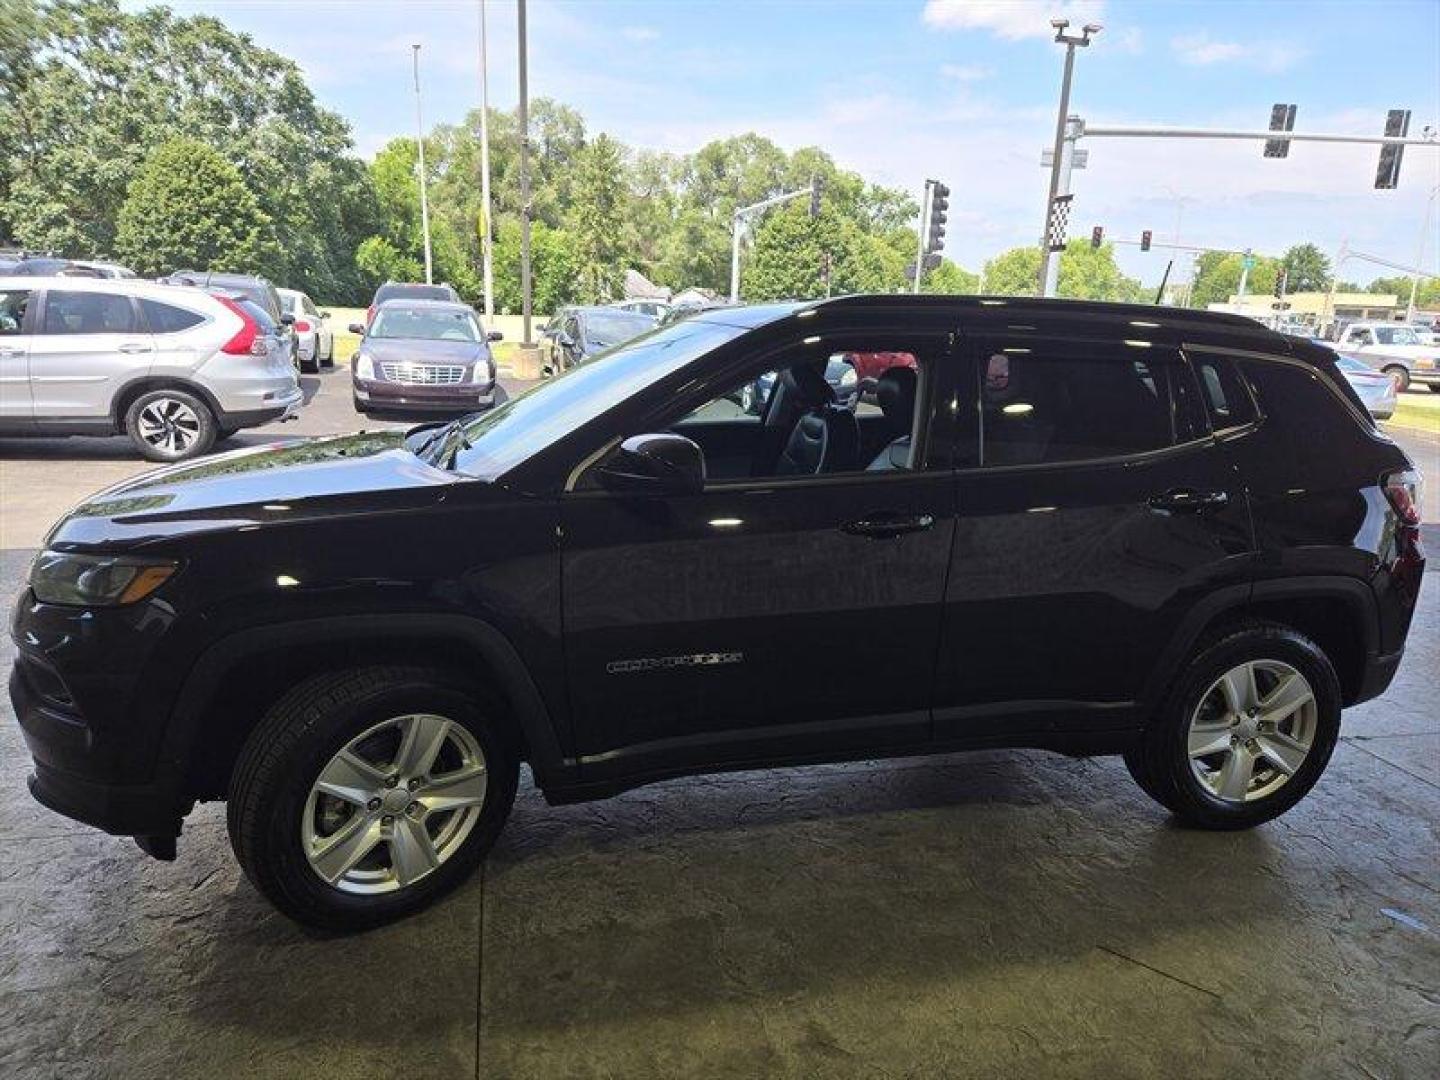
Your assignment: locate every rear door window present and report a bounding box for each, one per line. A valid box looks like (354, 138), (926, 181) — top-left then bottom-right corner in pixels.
(1189, 353), (1258, 432)
(0, 290), (31, 334)
(40, 291), (140, 335)
(140, 298), (206, 334)
(977, 340), (1199, 467)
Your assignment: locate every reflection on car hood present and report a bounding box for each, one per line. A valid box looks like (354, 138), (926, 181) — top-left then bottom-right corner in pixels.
(46, 432), (461, 549)
(361, 338), (489, 364)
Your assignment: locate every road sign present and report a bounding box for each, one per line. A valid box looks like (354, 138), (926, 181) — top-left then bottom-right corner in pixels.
(1242, 254), (1256, 270)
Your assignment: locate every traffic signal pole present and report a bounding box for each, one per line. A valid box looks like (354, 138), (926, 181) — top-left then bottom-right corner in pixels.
(913, 181), (933, 295)
(728, 184), (818, 303)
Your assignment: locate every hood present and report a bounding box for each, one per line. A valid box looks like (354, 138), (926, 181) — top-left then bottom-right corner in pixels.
(46, 432), (462, 550)
(360, 337), (490, 365)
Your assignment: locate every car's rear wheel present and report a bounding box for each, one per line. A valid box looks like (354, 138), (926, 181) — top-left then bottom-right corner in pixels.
(1428, 382), (1440, 394)
(1382, 364), (1410, 392)
(124, 388), (216, 462)
(227, 667), (518, 931)
(321, 338), (335, 369)
(1125, 623), (1340, 830)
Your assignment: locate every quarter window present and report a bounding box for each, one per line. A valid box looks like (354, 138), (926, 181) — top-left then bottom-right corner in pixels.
(979, 345), (1196, 466)
(41, 291), (140, 335)
(0, 290), (30, 335)
(140, 299), (205, 334)
(1190, 353), (1258, 431)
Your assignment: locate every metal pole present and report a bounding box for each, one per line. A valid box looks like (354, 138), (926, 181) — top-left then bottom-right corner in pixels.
(1236, 249), (1252, 302)
(1038, 41), (1076, 295)
(1407, 185), (1438, 321)
(1042, 116), (1079, 298)
(729, 214), (743, 303)
(913, 180), (932, 295)
(517, 0), (532, 345)
(411, 44), (433, 285)
(1081, 124), (1439, 147)
(1323, 240), (1348, 333)
(477, 0), (494, 320)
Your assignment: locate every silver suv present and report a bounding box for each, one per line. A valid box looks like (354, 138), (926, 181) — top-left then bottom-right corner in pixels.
(0, 277), (303, 461)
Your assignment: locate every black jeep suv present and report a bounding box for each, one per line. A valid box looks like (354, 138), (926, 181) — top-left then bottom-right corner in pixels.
(10, 297), (1425, 930)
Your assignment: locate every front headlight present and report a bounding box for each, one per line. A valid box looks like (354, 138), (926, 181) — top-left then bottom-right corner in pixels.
(30, 551), (178, 607)
(355, 354), (375, 380)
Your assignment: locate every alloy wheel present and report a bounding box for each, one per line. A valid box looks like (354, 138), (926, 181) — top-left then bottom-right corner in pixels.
(302, 713), (488, 894)
(1186, 659), (1318, 804)
(136, 397), (202, 456)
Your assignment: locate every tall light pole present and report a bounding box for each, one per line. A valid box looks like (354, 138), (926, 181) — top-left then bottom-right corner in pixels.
(1407, 183), (1439, 321)
(517, 0), (533, 345)
(411, 43), (434, 285)
(1038, 18), (1099, 297)
(477, 1), (495, 320)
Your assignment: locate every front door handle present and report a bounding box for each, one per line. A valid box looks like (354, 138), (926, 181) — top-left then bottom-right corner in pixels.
(118, 343), (155, 354)
(1148, 488), (1229, 513)
(841, 513), (936, 539)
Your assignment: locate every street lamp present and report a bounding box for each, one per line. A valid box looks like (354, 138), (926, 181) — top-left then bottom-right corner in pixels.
(1038, 18), (1100, 297)
(1408, 183), (1439, 321)
(411, 43), (434, 286)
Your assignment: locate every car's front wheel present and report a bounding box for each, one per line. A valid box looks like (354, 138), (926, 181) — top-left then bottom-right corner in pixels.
(1125, 623), (1340, 830)
(124, 388), (217, 462)
(227, 667), (518, 931)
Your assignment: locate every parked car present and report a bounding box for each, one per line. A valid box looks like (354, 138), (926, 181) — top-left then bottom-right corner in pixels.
(0, 276), (302, 460)
(2, 256), (80, 276)
(659, 299), (730, 326)
(162, 270), (298, 374)
(278, 287), (334, 373)
(1333, 354), (1399, 420)
(1408, 321), (1438, 346)
(365, 281), (461, 326)
(745, 354), (861, 414)
(67, 260), (138, 280)
(349, 299), (502, 415)
(9, 296), (1424, 931)
(539, 306), (656, 372)
(611, 298), (671, 320)
(1333, 320), (1440, 392)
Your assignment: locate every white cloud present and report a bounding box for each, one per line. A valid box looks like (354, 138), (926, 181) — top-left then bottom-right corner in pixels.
(1171, 32), (1305, 72)
(940, 63), (993, 82)
(922, 0), (1106, 41)
(621, 26), (659, 43)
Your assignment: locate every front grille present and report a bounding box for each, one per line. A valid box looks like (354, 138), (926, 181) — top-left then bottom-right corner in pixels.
(380, 362), (467, 385)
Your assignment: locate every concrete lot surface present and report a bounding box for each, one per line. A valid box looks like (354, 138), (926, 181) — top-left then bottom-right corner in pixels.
(0, 372), (1437, 1079)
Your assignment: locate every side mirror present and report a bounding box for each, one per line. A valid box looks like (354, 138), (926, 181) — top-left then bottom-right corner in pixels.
(487, 330), (504, 342)
(348, 322), (365, 335)
(279, 313), (296, 325)
(556, 332), (576, 350)
(597, 433), (705, 496)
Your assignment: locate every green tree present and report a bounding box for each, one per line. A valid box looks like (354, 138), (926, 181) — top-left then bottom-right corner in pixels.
(568, 134), (628, 302)
(923, 260), (980, 294)
(492, 218), (580, 315)
(115, 139), (277, 275)
(982, 242), (1144, 301)
(1189, 251), (1281, 307)
(1280, 243), (1331, 292)
(1367, 275), (1440, 307)
(744, 203), (842, 301)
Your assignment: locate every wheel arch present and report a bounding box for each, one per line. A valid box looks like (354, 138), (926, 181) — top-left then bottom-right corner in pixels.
(1142, 577), (1379, 713)
(158, 614), (571, 808)
(112, 375), (223, 428)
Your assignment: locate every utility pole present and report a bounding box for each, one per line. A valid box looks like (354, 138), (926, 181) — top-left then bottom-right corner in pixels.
(477, 0), (495, 320)
(728, 183), (820, 303)
(1038, 19), (1100, 296)
(912, 181), (933, 295)
(1408, 184), (1439, 321)
(1236, 249), (1254, 301)
(517, 0), (532, 345)
(411, 44), (434, 285)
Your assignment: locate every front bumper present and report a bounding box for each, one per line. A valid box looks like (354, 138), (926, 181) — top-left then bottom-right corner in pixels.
(354, 377), (495, 413)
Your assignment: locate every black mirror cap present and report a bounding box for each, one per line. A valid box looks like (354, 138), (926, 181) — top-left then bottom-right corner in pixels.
(347, 323), (365, 335)
(597, 433), (705, 496)
(487, 330), (504, 342)
(279, 312), (296, 325)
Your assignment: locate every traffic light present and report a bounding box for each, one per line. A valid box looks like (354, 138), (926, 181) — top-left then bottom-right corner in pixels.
(1375, 109), (1410, 189)
(809, 175), (823, 218)
(1091, 226), (1103, 249)
(1140, 230), (1152, 252)
(1264, 103), (1297, 159)
(926, 181), (950, 254)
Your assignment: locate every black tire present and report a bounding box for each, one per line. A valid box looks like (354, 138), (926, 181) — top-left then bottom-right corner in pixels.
(301, 352), (320, 375)
(321, 338), (336, 369)
(1126, 622), (1341, 830)
(123, 387), (217, 462)
(1382, 365), (1410, 393)
(1429, 382), (1440, 394)
(353, 395), (370, 416)
(227, 666), (519, 931)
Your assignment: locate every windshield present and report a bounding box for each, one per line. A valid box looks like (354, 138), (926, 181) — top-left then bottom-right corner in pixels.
(445, 317), (746, 478)
(377, 284), (452, 303)
(1374, 326), (1419, 346)
(371, 306), (480, 342)
(583, 311), (655, 346)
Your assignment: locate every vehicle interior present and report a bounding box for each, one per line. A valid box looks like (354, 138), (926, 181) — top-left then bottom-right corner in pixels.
(671, 349), (925, 482)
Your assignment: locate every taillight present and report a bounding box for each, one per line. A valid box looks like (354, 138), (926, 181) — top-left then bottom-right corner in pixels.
(1383, 469), (1424, 527)
(294, 320), (311, 333)
(216, 297), (266, 357)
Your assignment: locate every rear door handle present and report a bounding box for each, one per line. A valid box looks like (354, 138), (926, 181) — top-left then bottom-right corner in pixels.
(1148, 488), (1229, 513)
(841, 513), (936, 539)
(118, 343), (154, 354)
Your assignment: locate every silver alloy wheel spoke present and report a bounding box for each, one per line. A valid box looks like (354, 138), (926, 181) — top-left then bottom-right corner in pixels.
(302, 712), (487, 895)
(139, 398), (199, 453)
(1187, 658), (1317, 804)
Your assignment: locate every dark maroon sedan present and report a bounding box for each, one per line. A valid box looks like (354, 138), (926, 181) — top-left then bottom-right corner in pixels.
(350, 300), (503, 415)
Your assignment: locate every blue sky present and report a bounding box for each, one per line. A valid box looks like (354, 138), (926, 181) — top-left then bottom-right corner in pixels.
(153, 0), (1440, 288)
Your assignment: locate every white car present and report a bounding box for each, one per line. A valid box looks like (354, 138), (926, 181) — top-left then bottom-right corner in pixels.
(278, 287), (334, 373)
(0, 276), (303, 461)
(1334, 320), (1440, 392)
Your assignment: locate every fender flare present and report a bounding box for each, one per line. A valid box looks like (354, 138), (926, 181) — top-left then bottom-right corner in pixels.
(154, 613), (574, 802)
(1139, 576), (1378, 713)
